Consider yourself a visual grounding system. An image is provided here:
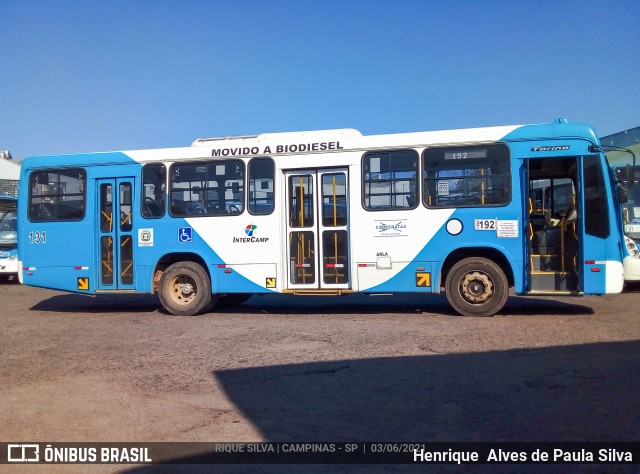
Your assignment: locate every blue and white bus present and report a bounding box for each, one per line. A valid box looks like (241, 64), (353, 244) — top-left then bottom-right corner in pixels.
(0, 195), (18, 281)
(18, 119), (626, 316)
(599, 128), (640, 283)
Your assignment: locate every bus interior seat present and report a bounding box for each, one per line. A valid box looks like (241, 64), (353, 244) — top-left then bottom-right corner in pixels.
(530, 209), (561, 253)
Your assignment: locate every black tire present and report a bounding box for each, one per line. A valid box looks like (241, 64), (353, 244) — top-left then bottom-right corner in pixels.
(158, 262), (212, 316)
(445, 257), (508, 317)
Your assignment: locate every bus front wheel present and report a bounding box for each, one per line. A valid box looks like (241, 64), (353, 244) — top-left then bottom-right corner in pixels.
(445, 257), (508, 317)
(159, 262), (212, 316)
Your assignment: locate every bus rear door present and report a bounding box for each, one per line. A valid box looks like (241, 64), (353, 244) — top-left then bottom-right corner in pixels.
(96, 178), (136, 290)
(284, 169), (350, 292)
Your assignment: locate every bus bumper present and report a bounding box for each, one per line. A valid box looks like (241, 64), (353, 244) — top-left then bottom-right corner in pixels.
(0, 256), (19, 278)
(623, 255), (640, 282)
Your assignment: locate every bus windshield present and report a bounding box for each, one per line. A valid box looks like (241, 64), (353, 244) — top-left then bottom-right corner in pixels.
(615, 166), (640, 240)
(0, 210), (17, 246)
(0, 196), (17, 248)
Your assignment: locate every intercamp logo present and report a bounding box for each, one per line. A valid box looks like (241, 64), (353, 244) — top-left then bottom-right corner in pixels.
(232, 224), (269, 244)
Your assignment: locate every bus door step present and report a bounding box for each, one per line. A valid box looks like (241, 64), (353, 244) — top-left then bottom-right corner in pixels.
(289, 289), (350, 296)
(530, 271), (578, 292)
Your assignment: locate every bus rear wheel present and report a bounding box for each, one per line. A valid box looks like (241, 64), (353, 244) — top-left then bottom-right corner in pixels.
(445, 257), (508, 317)
(159, 262), (212, 316)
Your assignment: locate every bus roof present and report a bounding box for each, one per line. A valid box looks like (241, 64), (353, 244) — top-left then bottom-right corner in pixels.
(191, 128), (363, 146)
(20, 119), (600, 167)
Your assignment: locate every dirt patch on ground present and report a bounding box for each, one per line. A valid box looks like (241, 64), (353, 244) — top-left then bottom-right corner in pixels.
(2, 283), (639, 471)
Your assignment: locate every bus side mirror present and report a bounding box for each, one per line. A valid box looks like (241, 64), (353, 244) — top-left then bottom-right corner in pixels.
(618, 183), (628, 204)
(627, 164), (635, 189)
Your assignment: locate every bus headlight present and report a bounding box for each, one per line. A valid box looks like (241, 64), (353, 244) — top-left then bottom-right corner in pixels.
(625, 236), (640, 258)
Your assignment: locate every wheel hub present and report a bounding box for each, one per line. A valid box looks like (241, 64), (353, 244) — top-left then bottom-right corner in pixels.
(170, 276), (197, 306)
(181, 282), (194, 296)
(460, 271), (494, 304)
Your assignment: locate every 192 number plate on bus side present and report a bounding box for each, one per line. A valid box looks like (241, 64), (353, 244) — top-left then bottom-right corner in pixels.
(474, 219), (496, 230)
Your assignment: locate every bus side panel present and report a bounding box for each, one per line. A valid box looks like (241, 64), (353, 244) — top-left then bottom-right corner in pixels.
(213, 264), (277, 293)
(20, 199), (96, 293)
(348, 206), (451, 293)
(133, 215), (278, 295)
(20, 159), (138, 294)
(582, 233), (625, 294)
(357, 261), (435, 292)
(185, 213), (281, 294)
(355, 208), (522, 294)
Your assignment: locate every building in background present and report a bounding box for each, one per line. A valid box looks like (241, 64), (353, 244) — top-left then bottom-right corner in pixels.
(1, 151), (20, 197)
(600, 126), (640, 166)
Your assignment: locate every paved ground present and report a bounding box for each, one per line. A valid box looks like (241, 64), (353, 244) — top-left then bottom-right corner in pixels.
(1, 281), (639, 473)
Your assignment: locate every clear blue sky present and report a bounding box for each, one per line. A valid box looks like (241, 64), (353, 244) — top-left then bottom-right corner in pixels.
(1, 0), (639, 159)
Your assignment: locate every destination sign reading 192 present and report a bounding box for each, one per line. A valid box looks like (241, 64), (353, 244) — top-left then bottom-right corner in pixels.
(444, 149), (488, 160)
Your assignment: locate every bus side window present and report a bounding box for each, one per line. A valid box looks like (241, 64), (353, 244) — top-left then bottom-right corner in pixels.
(249, 157), (275, 215)
(362, 149), (418, 211)
(169, 160), (245, 217)
(423, 144), (510, 208)
(142, 164), (166, 218)
(28, 169), (86, 222)
(584, 155), (609, 238)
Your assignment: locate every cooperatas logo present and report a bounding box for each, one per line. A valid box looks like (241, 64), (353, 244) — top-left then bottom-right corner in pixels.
(374, 219), (408, 237)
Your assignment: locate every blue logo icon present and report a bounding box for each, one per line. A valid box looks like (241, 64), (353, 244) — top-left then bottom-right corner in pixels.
(178, 227), (193, 243)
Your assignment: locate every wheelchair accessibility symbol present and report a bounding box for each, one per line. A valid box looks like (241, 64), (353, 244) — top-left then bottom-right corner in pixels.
(178, 227), (193, 243)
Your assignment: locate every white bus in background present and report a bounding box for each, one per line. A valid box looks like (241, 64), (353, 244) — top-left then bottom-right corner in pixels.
(600, 128), (640, 282)
(612, 165), (640, 281)
(0, 195), (18, 281)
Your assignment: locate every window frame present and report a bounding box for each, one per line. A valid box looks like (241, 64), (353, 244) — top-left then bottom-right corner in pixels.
(168, 159), (245, 218)
(362, 149), (419, 211)
(288, 174), (315, 228)
(28, 168), (87, 222)
(422, 143), (511, 209)
(248, 157), (275, 216)
(583, 154), (610, 239)
(141, 163), (166, 219)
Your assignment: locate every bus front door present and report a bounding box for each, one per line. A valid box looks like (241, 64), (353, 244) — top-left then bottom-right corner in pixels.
(527, 155), (611, 294)
(579, 155), (610, 294)
(285, 169), (350, 292)
(97, 178), (136, 290)
(527, 158), (580, 293)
